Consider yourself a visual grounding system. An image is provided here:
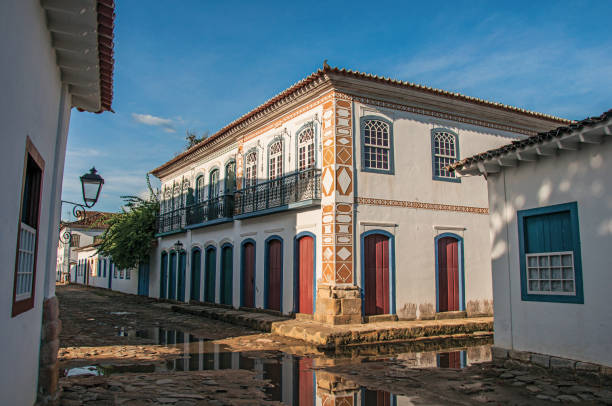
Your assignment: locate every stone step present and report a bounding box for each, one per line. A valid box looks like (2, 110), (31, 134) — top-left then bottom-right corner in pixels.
(171, 304), (290, 332)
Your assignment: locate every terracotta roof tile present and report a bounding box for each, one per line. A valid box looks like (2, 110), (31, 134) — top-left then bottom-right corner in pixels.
(450, 108), (612, 171)
(151, 65), (572, 176)
(61, 211), (115, 230)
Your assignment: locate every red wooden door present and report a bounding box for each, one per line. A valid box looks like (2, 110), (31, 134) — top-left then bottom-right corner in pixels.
(242, 242), (255, 308)
(298, 357), (313, 405)
(438, 351), (461, 368)
(298, 236), (314, 314)
(364, 234), (390, 316)
(438, 237), (459, 312)
(267, 239), (282, 311)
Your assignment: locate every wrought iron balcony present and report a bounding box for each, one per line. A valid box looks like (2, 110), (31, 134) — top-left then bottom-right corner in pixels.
(234, 169), (321, 217)
(186, 195), (234, 226)
(156, 207), (186, 234)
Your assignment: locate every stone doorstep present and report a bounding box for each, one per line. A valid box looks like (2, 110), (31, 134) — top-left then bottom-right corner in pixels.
(435, 311), (468, 320)
(171, 304), (289, 332)
(364, 314), (398, 323)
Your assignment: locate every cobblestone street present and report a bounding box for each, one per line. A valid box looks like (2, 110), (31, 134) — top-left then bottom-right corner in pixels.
(57, 286), (612, 405)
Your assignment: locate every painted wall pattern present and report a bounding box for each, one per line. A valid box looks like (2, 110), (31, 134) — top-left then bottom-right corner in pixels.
(356, 197), (489, 215)
(321, 94), (355, 284)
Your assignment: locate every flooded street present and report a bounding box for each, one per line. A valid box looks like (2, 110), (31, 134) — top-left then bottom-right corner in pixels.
(57, 286), (610, 405)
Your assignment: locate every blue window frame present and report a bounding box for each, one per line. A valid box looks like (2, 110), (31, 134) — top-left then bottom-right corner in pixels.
(431, 128), (460, 182)
(360, 116), (394, 174)
(517, 202), (583, 303)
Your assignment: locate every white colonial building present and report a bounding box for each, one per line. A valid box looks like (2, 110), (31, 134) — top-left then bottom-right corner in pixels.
(452, 109), (612, 368)
(56, 211), (111, 282)
(148, 65), (568, 325)
(0, 1), (115, 404)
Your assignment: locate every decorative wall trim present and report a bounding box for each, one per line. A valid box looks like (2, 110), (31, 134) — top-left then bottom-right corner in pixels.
(356, 197), (489, 214)
(346, 93), (537, 136)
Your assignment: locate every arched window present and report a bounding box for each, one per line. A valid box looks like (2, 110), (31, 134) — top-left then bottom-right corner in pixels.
(244, 151), (257, 188)
(209, 169), (220, 198)
(432, 129), (459, 181)
(225, 161), (236, 194)
(195, 175), (205, 202)
(268, 141), (283, 180)
(297, 127), (315, 172)
(362, 118), (393, 173)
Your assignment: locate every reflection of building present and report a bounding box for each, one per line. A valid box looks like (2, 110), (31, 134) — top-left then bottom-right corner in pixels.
(149, 65), (568, 324)
(452, 109), (612, 368)
(0, 1), (115, 404)
(56, 211), (112, 282)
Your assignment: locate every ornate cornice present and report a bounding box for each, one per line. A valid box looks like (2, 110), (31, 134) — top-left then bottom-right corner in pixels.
(356, 196), (489, 215)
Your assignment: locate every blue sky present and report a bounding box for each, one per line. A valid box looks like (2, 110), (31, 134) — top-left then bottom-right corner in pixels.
(61, 0), (612, 217)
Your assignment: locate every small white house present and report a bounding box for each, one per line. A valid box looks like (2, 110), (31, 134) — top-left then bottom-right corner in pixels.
(73, 245), (139, 295)
(0, 1), (115, 404)
(452, 109), (612, 368)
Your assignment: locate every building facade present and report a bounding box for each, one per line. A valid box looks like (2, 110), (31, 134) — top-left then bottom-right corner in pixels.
(0, 1), (115, 404)
(452, 109), (612, 368)
(56, 211), (112, 283)
(149, 66), (568, 325)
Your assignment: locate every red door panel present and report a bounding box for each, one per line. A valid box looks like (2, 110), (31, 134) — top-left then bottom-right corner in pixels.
(364, 234), (390, 316)
(438, 237), (459, 312)
(267, 240), (282, 311)
(298, 357), (313, 406)
(298, 236), (314, 314)
(242, 243), (255, 308)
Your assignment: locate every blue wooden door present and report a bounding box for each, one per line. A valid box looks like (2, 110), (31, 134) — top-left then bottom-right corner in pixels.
(205, 248), (216, 302)
(220, 245), (233, 305)
(169, 252), (177, 300)
(160, 253), (168, 299)
(107, 261), (112, 289)
(138, 262), (150, 296)
(190, 249), (201, 301)
(178, 252), (186, 301)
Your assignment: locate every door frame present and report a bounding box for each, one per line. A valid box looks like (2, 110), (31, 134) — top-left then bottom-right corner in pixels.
(264, 235), (283, 312)
(240, 238), (257, 308)
(434, 232), (465, 312)
(190, 247), (202, 301)
(220, 242), (234, 306)
(204, 245), (217, 303)
(360, 229), (396, 315)
(293, 231), (316, 314)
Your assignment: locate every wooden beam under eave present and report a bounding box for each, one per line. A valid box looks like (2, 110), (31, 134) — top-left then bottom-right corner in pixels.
(535, 146), (554, 156)
(515, 151), (537, 162)
(579, 133), (603, 144)
(555, 139), (579, 151)
(477, 161), (500, 175)
(496, 156), (517, 167)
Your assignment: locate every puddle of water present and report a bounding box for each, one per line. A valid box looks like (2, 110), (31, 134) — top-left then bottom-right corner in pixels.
(110, 311), (133, 315)
(115, 326), (209, 343)
(63, 340), (492, 404)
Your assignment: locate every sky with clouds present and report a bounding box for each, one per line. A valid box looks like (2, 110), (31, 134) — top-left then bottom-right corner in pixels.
(61, 0), (612, 217)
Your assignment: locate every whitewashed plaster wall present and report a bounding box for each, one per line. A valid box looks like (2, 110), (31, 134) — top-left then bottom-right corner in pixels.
(0, 1), (71, 404)
(487, 140), (612, 367)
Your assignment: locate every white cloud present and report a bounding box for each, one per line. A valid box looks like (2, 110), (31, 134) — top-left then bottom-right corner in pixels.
(132, 113), (176, 133)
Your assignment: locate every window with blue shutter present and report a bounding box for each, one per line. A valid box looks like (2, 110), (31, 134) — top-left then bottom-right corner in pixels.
(517, 202), (583, 303)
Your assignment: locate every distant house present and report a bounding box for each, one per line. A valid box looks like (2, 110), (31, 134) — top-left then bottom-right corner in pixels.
(56, 211), (113, 282)
(0, 1), (115, 404)
(148, 65), (568, 325)
(451, 109), (612, 369)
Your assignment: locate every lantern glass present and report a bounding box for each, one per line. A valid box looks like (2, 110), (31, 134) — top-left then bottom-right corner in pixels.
(80, 167), (104, 208)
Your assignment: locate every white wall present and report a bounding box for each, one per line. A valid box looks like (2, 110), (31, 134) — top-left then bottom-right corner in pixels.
(488, 140), (612, 366)
(0, 1), (71, 404)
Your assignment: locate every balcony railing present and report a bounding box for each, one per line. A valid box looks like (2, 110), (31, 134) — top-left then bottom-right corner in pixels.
(156, 207), (186, 234)
(186, 195), (234, 225)
(234, 168), (321, 216)
(156, 169), (321, 234)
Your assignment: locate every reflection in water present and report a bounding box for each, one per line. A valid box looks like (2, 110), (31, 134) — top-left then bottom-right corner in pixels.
(66, 329), (491, 405)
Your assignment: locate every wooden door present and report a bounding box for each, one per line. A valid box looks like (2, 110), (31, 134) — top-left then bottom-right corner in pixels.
(438, 351), (461, 368)
(205, 248), (216, 302)
(169, 252), (177, 300)
(267, 239), (282, 311)
(190, 249), (201, 301)
(108, 261), (113, 290)
(221, 246), (233, 305)
(159, 254), (167, 298)
(178, 252), (186, 301)
(438, 237), (459, 312)
(364, 234), (390, 315)
(297, 236), (314, 314)
(242, 242), (255, 308)
(363, 389), (391, 406)
(138, 262), (149, 296)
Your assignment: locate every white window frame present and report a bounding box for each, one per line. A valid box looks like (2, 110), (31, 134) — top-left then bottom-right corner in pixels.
(526, 251), (576, 295)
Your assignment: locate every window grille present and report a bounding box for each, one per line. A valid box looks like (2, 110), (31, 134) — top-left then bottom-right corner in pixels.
(245, 152), (257, 188)
(433, 131), (458, 179)
(15, 223), (36, 301)
(196, 175), (205, 202)
(269, 141), (283, 180)
(70, 234), (80, 247)
(363, 120), (391, 170)
(225, 161), (236, 194)
(298, 128), (315, 171)
(209, 169), (220, 198)
(526, 251), (575, 295)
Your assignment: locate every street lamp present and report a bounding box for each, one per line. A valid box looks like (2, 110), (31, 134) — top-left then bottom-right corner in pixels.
(80, 167), (105, 208)
(173, 240), (183, 252)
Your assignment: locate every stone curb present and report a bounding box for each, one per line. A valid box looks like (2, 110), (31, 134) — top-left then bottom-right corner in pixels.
(171, 304), (289, 332)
